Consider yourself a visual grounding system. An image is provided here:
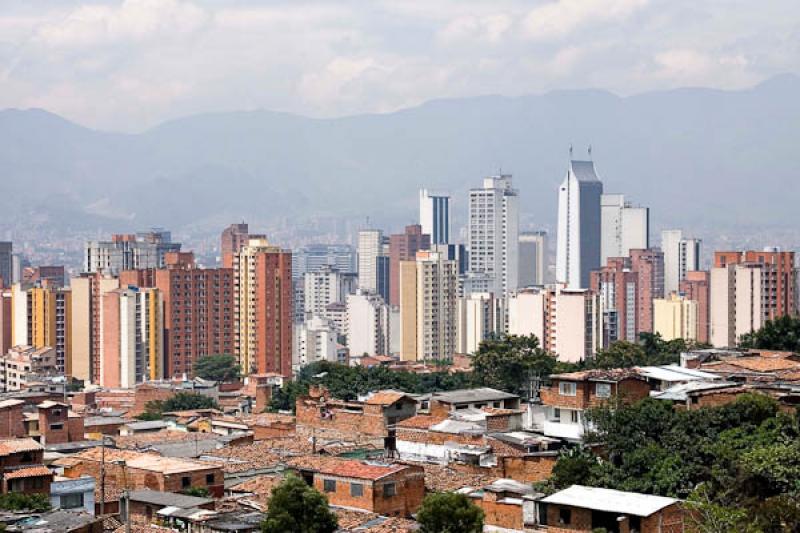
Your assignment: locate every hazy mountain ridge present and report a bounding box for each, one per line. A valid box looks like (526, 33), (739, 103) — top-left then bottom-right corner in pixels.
(2, 74), (799, 235)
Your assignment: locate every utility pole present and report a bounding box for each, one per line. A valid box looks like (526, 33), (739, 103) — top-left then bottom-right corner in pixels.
(99, 438), (105, 516)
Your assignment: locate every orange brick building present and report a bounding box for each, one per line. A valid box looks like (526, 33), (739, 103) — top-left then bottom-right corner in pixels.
(714, 250), (796, 319)
(287, 456), (425, 517)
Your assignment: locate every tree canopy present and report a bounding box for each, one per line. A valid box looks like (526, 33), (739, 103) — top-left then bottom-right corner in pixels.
(268, 360), (472, 412)
(550, 393), (800, 530)
(0, 493), (51, 512)
(138, 392), (219, 419)
(739, 315), (800, 352)
(261, 475), (338, 533)
(194, 354), (241, 382)
(416, 492), (484, 533)
(472, 334), (569, 396)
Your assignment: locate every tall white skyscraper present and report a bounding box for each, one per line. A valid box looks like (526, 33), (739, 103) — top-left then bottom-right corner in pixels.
(468, 175), (519, 296)
(661, 229), (701, 295)
(519, 231), (547, 287)
(419, 189), (450, 245)
(556, 159), (604, 289)
(357, 229), (383, 293)
(600, 194), (649, 264)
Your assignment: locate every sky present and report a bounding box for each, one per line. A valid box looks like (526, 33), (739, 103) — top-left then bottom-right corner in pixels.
(0, 0), (798, 131)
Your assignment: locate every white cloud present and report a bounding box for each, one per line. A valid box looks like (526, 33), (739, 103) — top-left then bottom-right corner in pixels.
(522, 0), (648, 41)
(0, 0), (795, 130)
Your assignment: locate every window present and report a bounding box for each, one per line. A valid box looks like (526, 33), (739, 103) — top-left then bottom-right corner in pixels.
(60, 493), (84, 509)
(383, 483), (397, 497)
(570, 410), (579, 424)
(350, 483), (364, 497)
(559, 508), (571, 525)
(30, 477), (44, 489)
(559, 382), (577, 396)
(182, 476), (191, 488)
(49, 423), (63, 430)
(206, 473), (215, 484)
(552, 408), (561, 422)
(596, 383), (611, 398)
(323, 479), (336, 493)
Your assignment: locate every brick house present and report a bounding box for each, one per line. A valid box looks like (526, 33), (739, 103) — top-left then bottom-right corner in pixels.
(466, 479), (541, 532)
(36, 401), (85, 445)
(539, 485), (685, 533)
(539, 369), (650, 440)
(287, 456), (425, 517)
(295, 386), (417, 439)
(127, 489), (215, 524)
(421, 388), (521, 418)
(0, 438), (51, 495)
(0, 399), (26, 438)
(60, 447), (225, 498)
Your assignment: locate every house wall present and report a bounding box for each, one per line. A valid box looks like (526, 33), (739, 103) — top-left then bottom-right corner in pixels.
(476, 494), (525, 531)
(313, 468), (424, 517)
(0, 404), (26, 438)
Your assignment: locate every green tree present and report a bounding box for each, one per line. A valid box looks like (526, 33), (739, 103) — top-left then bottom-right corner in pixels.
(0, 493), (51, 512)
(472, 335), (565, 396)
(590, 341), (648, 369)
(551, 447), (596, 489)
(141, 392), (219, 419)
(261, 475), (338, 533)
(416, 492), (484, 533)
(195, 354), (241, 382)
(739, 315), (800, 352)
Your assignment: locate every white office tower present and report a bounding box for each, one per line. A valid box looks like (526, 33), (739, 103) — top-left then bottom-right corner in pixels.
(456, 293), (505, 355)
(293, 317), (338, 370)
(357, 229), (383, 293)
(710, 263), (763, 348)
(85, 229), (181, 275)
(303, 266), (357, 319)
(506, 286), (600, 362)
(600, 194), (649, 264)
(468, 175), (519, 296)
(399, 251), (458, 361)
(345, 290), (390, 358)
(556, 159), (603, 289)
(519, 231), (547, 287)
(419, 189), (451, 245)
(661, 230), (702, 295)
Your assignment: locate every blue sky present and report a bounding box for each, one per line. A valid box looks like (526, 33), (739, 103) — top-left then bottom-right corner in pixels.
(1, 0), (797, 131)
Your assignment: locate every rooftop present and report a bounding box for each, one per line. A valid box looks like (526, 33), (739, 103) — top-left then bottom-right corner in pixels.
(363, 391), (412, 406)
(636, 365), (720, 382)
(550, 368), (643, 383)
(128, 489), (214, 508)
(122, 420), (170, 431)
(541, 485), (679, 517)
(0, 438), (44, 455)
(74, 448), (219, 474)
(429, 388), (518, 404)
(287, 456), (408, 481)
(4, 465), (53, 480)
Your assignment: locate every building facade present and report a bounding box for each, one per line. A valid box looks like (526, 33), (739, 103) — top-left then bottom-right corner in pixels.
(389, 225), (430, 306)
(653, 294), (698, 342)
(600, 193), (649, 265)
(419, 189), (450, 245)
(345, 291), (390, 358)
(85, 230), (181, 275)
(518, 231), (547, 288)
(661, 229), (701, 296)
(556, 159), (603, 289)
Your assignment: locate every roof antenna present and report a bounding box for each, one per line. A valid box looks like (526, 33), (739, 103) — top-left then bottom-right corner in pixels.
(569, 144), (573, 159)
(588, 144), (592, 160)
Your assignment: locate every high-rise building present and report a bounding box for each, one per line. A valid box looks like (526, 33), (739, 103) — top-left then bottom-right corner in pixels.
(221, 223), (265, 269)
(0, 242), (12, 288)
(507, 286), (601, 362)
(431, 244), (468, 276)
(293, 317), (339, 371)
(71, 272), (119, 383)
(303, 266), (357, 319)
(100, 287), (163, 388)
(419, 189), (450, 245)
(85, 230), (181, 275)
(0, 290), (11, 356)
(661, 230), (701, 295)
(293, 244), (356, 279)
(710, 249), (796, 347)
(680, 271), (710, 344)
(653, 294), (698, 342)
(468, 175), (519, 296)
(26, 266), (66, 288)
(11, 283), (72, 374)
(556, 159), (603, 289)
(389, 225), (430, 305)
(519, 231), (547, 287)
(399, 251), (458, 361)
(357, 229), (383, 293)
(456, 292), (504, 355)
(601, 194), (649, 265)
(234, 238), (293, 377)
(345, 291), (390, 358)
(121, 252), (236, 379)
(630, 248), (665, 334)
(590, 249), (664, 346)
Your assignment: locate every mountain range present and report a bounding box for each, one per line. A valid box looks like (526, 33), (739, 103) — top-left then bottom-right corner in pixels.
(1, 74), (799, 238)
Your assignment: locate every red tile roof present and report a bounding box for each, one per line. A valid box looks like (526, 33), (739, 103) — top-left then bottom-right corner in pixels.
(395, 415), (446, 429)
(364, 391), (411, 406)
(287, 456), (407, 480)
(4, 466), (53, 480)
(0, 438), (44, 456)
(551, 369), (643, 382)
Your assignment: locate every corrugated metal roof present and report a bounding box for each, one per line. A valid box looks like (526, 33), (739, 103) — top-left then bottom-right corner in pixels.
(541, 485), (678, 516)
